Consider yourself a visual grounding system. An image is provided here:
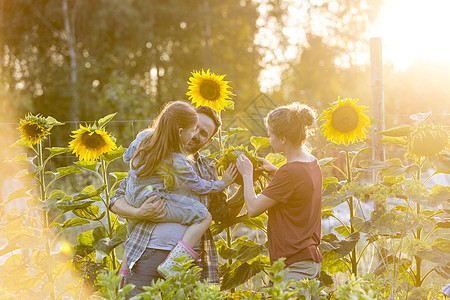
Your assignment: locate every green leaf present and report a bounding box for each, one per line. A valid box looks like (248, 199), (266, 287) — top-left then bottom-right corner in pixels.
(250, 136), (270, 152)
(410, 112), (431, 123)
(380, 125), (414, 137)
(73, 205), (105, 221)
(220, 255), (268, 290)
(4, 153), (33, 164)
(378, 136), (408, 146)
(334, 225), (351, 237)
(101, 146), (126, 163)
(6, 185), (36, 204)
(48, 190), (66, 201)
(72, 185), (106, 201)
(323, 177), (338, 189)
(428, 184), (450, 207)
(61, 218), (91, 229)
(74, 160), (100, 172)
(319, 157), (337, 167)
(98, 113), (117, 128)
(216, 240), (239, 260)
(56, 199), (96, 213)
(224, 100), (235, 110)
(46, 147), (71, 158)
(9, 138), (34, 150)
(93, 236), (125, 254)
(110, 172), (128, 182)
(50, 166), (83, 181)
(46, 116), (64, 128)
(265, 153), (286, 168)
(77, 230), (94, 247)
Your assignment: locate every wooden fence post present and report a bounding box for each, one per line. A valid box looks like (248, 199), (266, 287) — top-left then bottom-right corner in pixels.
(370, 37), (386, 183)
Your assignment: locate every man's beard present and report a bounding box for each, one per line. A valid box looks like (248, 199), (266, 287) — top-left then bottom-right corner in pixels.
(185, 137), (203, 154)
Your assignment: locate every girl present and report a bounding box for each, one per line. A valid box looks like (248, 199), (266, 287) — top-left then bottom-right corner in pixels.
(236, 102), (322, 291)
(121, 101), (237, 280)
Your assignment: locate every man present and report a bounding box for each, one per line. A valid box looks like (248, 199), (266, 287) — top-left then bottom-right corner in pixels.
(109, 106), (243, 295)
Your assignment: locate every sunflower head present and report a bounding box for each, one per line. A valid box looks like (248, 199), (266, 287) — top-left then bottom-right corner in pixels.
(319, 97), (371, 145)
(69, 125), (117, 161)
(186, 69), (233, 112)
(18, 114), (51, 144)
(408, 124), (449, 158)
(217, 145), (264, 185)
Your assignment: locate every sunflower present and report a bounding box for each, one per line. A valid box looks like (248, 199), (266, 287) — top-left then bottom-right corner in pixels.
(186, 69), (233, 112)
(69, 125), (117, 161)
(18, 114), (50, 144)
(217, 145), (266, 185)
(408, 124), (449, 158)
(320, 97), (371, 145)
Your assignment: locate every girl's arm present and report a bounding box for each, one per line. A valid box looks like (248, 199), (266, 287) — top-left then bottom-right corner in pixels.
(171, 153), (237, 194)
(236, 154), (278, 217)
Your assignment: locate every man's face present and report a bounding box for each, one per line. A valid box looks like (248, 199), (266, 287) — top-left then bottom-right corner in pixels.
(185, 112), (216, 154)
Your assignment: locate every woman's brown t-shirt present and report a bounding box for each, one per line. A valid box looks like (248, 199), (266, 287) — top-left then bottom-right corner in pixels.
(262, 160), (323, 266)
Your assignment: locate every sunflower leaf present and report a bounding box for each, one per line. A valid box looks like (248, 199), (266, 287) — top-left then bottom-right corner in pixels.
(98, 113), (117, 128)
(318, 157), (337, 167)
(75, 160), (100, 173)
(224, 100), (235, 110)
(6, 185), (36, 204)
(101, 146), (125, 163)
(72, 185), (106, 201)
(110, 172), (128, 182)
(46, 116), (64, 129)
(9, 138), (34, 150)
(250, 136), (270, 153)
(61, 218), (91, 229)
(410, 112), (432, 123)
(265, 153), (286, 168)
(4, 153), (33, 165)
(380, 125), (414, 137)
(46, 147), (71, 158)
(51, 166), (83, 180)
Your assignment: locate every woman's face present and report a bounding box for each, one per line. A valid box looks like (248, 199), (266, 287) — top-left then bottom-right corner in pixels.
(180, 123), (198, 146)
(268, 126), (284, 153)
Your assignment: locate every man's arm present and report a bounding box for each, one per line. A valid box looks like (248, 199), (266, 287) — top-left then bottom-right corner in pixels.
(110, 196), (167, 220)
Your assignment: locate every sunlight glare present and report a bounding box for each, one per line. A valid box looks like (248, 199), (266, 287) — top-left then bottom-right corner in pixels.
(376, 0), (450, 70)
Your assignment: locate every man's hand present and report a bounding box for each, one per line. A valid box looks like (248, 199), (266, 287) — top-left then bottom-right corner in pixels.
(135, 196), (167, 220)
(110, 196), (167, 221)
(222, 164), (238, 187)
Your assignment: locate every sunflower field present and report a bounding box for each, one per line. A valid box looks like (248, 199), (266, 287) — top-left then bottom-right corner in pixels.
(1, 64), (449, 300)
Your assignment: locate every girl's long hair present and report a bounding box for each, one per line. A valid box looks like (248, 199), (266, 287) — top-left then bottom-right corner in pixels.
(131, 101), (198, 177)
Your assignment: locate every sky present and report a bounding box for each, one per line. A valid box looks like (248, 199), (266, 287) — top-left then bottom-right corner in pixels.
(373, 0), (450, 71)
(259, 0), (450, 91)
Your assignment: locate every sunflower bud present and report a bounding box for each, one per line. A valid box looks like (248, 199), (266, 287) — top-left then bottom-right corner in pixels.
(18, 114), (51, 144)
(217, 146), (264, 185)
(408, 125), (449, 158)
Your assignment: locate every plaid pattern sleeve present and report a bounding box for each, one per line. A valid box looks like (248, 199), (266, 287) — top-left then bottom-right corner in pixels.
(125, 221), (156, 271)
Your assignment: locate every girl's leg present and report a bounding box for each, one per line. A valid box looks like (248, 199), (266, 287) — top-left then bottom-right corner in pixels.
(119, 255), (129, 288)
(157, 212), (212, 278)
(180, 212), (212, 248)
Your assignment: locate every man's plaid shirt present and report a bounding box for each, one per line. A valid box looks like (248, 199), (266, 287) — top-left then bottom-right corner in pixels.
(109, 153), (227, 284)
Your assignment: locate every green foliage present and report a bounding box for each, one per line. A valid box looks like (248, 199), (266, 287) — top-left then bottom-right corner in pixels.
(95, 270), (135, 300)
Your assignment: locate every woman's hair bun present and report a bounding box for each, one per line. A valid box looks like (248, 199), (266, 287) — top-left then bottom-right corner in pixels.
(289, 102), (315, 127)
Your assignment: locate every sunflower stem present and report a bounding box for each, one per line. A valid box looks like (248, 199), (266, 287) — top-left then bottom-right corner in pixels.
(101, 158), (117, 270)
(345, 150), (358, 275)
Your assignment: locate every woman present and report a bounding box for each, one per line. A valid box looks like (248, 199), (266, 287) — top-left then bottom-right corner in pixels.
(236, 102), (322, 283)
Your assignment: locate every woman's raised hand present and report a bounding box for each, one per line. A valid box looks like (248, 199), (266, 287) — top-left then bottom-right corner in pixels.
(222, 164), (238, 187)
(256, 157), (278, 175)
(236, 154), (253, 177)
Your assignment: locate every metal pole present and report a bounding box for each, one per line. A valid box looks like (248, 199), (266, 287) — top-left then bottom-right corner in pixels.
(370, 37), (386, 183)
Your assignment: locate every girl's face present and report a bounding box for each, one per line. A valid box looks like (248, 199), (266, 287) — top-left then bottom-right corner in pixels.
(179, 123), (198, 146)
(268, 126), (284, 153)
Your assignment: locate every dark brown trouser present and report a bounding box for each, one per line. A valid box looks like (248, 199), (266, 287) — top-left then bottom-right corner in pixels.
(126, 248), (170, 299)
